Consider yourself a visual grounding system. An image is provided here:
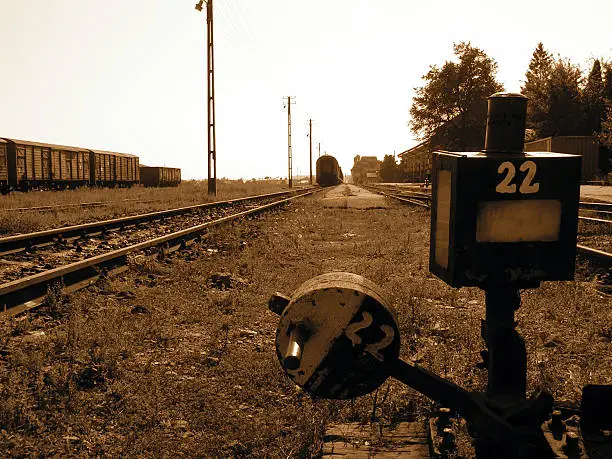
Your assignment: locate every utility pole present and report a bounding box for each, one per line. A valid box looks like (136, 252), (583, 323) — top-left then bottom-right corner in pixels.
(309, 119), (313, 184)
(195, 0), (217, 195)
(318, 142), (321, 158)
(283, 96), (296, 188)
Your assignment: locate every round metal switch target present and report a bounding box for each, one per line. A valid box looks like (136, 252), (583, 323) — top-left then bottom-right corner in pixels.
(275, 272), (400, 399)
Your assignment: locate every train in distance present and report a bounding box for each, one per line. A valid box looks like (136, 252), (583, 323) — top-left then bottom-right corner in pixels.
(316, 154), (343, 187)
(0, 137), (181, 193)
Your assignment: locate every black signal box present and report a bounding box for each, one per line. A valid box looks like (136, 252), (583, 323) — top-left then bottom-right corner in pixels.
(429, 150), (581, 288)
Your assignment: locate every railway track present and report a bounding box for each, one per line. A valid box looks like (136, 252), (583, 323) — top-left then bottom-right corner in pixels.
(0, 189), (315, 317)
(367, 184), (612, 219)
(0, 198), (161, 213)
(364, 184), (612, 273)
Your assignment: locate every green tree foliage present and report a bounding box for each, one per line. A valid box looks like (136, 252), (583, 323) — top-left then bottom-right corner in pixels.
(409, 42), (504, 151)
(582, 59), (605, 135)
(542, 59), (583, 136)
(522, 43), (554, 137)
(379, 155), (398, 182)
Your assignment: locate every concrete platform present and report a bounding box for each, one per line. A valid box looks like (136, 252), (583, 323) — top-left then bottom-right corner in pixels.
(321, 184), (389, 209)
(580, 185), (612, 203)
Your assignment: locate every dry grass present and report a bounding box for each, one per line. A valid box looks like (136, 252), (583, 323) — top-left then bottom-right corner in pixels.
(0, 192), (610, 457)
(0, 179), (292, 236)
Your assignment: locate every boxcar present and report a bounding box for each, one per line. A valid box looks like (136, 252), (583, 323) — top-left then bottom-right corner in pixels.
(2, 138), (90, 190)
(0, 139), (8, 193)
(524, 136), (601, 181)
(139, 166), (181, 187)
(89, 150), (140, 187)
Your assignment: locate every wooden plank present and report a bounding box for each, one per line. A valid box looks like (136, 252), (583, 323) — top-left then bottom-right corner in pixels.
(322, 422), (430, 458)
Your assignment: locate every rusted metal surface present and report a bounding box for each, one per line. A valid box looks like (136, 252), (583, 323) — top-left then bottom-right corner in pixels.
(275, 272), (400, 399)
(0, 190), (314, 317)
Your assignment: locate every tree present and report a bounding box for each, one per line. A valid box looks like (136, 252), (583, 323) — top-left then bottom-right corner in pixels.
(379, 155), (398, 182)
(541, 58), (583, 136)
(409, 42), (504, 151)
(582, 59), (605, 135)
(603, 63), (612, 101)
(597, 102), (612, 173)
(521, 43), (554, 137)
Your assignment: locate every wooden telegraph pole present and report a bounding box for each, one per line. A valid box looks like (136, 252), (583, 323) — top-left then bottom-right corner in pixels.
(195, 0), (217, 195)
(283, 97), (296, 188)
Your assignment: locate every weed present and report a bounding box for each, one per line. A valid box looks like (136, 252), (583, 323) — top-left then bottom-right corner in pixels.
(42, 280), (68, 319)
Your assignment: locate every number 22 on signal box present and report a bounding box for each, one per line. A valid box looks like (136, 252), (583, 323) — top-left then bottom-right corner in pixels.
(429, 150), (581, 288)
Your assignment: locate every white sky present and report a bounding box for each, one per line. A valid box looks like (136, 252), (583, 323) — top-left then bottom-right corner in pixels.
(0, 1), (610, 179)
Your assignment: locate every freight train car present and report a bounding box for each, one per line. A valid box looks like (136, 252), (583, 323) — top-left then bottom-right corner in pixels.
(2, 138), (90, 191)
(524, 136), (602, 181)
(316, 155), (343, 186)
(0, 139), (8, 193)
(139, 166), (181, 187)
(89, 149), (140, 187)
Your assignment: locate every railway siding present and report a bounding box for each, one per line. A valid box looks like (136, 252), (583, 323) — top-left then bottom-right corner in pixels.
(1, 188), (609, 456)
(0, 190), (315, 316)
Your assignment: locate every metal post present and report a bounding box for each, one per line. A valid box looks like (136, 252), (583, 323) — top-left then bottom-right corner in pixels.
(196, 0), (217, 195)
(207, 0), (217, 195)
(288, 97), (292, 188)
(284, 96), (295, 188)
(309, 119), (312, 184)
(483, 286), (526, 401)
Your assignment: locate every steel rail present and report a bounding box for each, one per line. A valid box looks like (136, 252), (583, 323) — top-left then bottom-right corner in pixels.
(363, 185), (612, 266)
(579, 216), (612, 224)
(377, 190), (430, 208)
(579, 201), (612, 209)
(576, 244), (612, 262)
(363, 186), (431, 208)
(0, 190), (315, 317)
(0, 188), (312, 256)
(368, 186), (611, 223)
(0, 198), (159, 213)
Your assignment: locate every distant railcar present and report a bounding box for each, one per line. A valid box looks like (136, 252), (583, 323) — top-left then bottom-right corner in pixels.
(89, 149), (140, 187)
(139, 166), (181, 187)
(316, 155), (343, 186)
(2, 138), (90, 191)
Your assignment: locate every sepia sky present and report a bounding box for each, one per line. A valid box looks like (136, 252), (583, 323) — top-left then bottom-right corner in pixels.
(0, 0), (611, 180)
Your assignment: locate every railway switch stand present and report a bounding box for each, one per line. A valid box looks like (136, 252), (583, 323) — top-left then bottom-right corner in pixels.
(268, 94), (612, 458)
